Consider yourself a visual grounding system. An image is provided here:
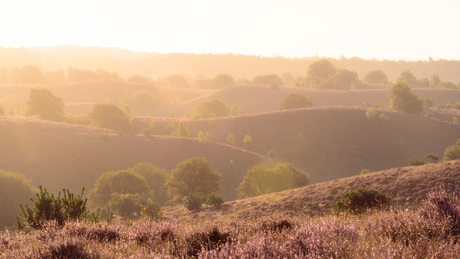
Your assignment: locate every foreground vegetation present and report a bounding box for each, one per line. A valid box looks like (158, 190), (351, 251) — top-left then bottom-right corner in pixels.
(1, 189), (460, 258)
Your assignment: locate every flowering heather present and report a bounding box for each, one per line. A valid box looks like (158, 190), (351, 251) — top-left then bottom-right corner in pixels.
(2, 190), (460, 258)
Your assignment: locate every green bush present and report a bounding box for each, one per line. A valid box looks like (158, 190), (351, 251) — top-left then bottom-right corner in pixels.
(24, 88), (65, 121)
(87, 103), (130, 130)
(278, 93), (313, 110)
(444, 139), (460, 161)
(360, 169), (370, 175)
(410, 157), (426, 166)
(333, 188), (391, 214)
(205, 193), (225, 208)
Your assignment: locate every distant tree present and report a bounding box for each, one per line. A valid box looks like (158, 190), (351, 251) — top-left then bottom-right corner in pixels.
(24, 88), (65, 121)
(278, 93), (313, 110)
(213, 74), (235, 88)
(130, 162), (169, 205)
(230, 104), (245, 116)
(87, 170), (150, 209)
(189, 98), (230, 119)
(237, 163), (310, 199)
(87, 103), (130, 130)
(333, 68), (360, 89)
(425, 153), (439, 163)
(430, 74), (441, 88)
(397, 70), (427, 88)
(166, 157), (222, 203)
(171, 121), (191, 138)
(306, 59), (337, 84)
(226, 133), (236, 145)
(205, 132), (213, 141)
(251, 74), (283, 86)
(389, 82), (425, 114)
(443, 139), (460, 161)
(363, 70), (388, 85)
(10, 65), (45, 84)
(0, 170), (36, 228)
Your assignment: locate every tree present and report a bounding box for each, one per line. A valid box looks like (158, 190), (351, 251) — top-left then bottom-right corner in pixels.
(333, 68), (360, 89)
(389, 82), (425, 114)
(363, 70), (388, 85)
(278, 93), (313, 110)
(226, 133), (236, 145)
(213, 74), (235, 88)
(10, 65), (45, 84)
(306, 59), (337, 83)
(87, 103), (130, 130)
(0, 170), (36, 228)
(443, 139), (460, 161)
(425, 153), (439, 163)
(123, 91), (156, 115)
(24, 88), (65, 121)
(189, 99), (230, 119)
(171, 121), (191, 138)
(166, 157), (221, 203)
(237, 163), (310, 199)
(87, 170), (150, 209)
(251, 74), (283, 86)
(130, 162), (169, 205)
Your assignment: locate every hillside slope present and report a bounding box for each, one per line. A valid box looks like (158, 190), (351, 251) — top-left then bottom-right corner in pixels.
(136, 107), (460, 183)
(163, 159), (460, 220)
(0, 116), (264, 200)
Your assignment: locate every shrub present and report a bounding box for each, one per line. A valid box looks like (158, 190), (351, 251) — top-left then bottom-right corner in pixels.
(359, 169), (370, 175)
(188, 99), (230, 119)
(226, 133), (236, 145)
(389, 82), (425, 114)
(171, 121), (191, 138)
(333, 188), (391, 214)
(410, 157), (426, 166)
(443, 139), (460, 161)
(425, 153), (439, 163)
(205, 193), (225, 208)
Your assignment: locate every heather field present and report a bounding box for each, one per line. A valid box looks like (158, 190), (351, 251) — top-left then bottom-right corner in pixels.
(1, 189), (460, 258)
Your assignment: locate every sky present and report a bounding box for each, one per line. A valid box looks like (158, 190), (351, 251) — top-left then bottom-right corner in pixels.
(1, 0), (459, 61)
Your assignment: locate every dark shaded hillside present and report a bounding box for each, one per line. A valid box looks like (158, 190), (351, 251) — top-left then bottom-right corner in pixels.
(163, 160), (460, 220)
(0, 116), (264, 200)
(137, 107), (460, 184)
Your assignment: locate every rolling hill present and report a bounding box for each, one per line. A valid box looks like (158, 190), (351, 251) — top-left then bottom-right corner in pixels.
(162, 159), (460, 220)
(135, 106), (460, 184)
(0, 115), (264, 200)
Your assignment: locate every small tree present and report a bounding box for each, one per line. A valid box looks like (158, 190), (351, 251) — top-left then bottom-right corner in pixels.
(171, 121), (191, 138)
(87, 103), (130, 130)
(189, 99), (230, 119)
(251, 74), (283, 86)
(389, 82), (425, 114)
(213, 74), (235, 88)
(237, 164), (310, 199)
(130, 162), (169, 205)
(410, 157), (426, 166)
(443, 139), (460, 161)
(425, 153), (439, 163)
(226, 133), (236, 145)
(333, 188), (391, 214)
(166, 157), (222, 204)
(278, 93), (313, 110)
(24, 88), (65, 121)
(363, 70), (388, 85)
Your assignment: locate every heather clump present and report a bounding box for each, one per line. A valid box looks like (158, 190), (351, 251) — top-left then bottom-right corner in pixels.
(182, 226), (230, 257)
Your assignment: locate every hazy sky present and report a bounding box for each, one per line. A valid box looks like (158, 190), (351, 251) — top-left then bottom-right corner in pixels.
(1, 0), (459, 60)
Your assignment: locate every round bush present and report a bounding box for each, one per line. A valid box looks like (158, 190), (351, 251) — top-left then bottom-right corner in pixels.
(333, 188), (391, 214)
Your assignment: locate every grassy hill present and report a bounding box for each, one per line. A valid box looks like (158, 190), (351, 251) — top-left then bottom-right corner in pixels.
(0, 115), (264, 200)
(178, 85), (460, 116)
(136, 106), (460, 184)
(162, 159), (460, 220)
